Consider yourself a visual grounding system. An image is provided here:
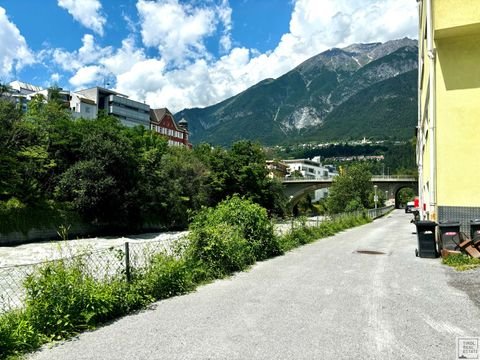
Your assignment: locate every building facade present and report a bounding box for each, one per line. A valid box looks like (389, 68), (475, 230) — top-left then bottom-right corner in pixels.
(5, 82), (192, 148)
(150, 108), (191, 147)
(69, 92), (97, 119)
(76, 87), (151, 128)
(417, 0), (480, 227)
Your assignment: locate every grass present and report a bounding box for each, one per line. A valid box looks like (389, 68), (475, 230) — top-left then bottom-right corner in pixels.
(442, 253), (480, 271)
(0, 203), (373, 360)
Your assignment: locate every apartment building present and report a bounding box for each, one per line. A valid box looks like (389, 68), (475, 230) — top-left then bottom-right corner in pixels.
(417, 0), (480, 226)
(76, 87), (150, 128)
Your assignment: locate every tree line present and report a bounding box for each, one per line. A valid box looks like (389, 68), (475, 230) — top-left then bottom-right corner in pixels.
(0, 94), (287, 234)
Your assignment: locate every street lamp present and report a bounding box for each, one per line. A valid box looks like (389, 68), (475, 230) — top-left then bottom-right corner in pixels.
(374, 185), (378, 210)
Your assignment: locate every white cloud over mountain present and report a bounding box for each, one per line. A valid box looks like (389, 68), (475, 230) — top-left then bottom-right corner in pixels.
(1, 0), (417, 113)
(113, 0), (418, 112)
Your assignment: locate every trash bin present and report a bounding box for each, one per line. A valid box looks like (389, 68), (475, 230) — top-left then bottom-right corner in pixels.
(415, 220), (438, 258)
(438, 221), (461, 250)
(470, 219), (480, 241)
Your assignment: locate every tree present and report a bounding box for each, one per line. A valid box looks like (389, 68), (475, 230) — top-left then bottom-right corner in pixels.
(0, 99), (24, 200)
(326, 163), (373, 214)
(199, 140), (286, 216)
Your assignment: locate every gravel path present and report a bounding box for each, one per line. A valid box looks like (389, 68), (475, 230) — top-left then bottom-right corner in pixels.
(28, 210), (480, 360)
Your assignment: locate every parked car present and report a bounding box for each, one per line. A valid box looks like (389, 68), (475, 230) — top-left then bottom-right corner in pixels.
(405, 201), (415, 213)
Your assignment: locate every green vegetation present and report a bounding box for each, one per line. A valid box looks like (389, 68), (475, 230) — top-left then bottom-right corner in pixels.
(442, 253), (480, 271)
(0, 197), (371, 359)
(0, 95), (286, 236)
(397, 188), (416, 207)
(278, 214), (371, 252)
(326, 163), (384, 214)
(185, 196), (281, 280)
(273, 139), (417, 176)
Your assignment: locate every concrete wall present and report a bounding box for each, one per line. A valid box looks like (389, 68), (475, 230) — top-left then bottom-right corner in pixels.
(0, 223), (99, 246)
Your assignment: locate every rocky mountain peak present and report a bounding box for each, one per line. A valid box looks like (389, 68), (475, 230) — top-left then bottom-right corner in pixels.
(175, 38), (418, 146)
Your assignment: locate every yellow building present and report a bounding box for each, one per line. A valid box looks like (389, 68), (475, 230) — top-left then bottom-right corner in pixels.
(417, 0), (480, 229)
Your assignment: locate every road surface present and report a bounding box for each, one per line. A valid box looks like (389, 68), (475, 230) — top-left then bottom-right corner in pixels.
(28, 210), (480, 359)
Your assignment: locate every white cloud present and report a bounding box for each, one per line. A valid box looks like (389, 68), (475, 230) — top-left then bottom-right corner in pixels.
(52, 34), (112, 72)
(112, 0), (417, 113)
(100, 37), (145, 75)
(217, 0), (232, 53)
(38, 0), (417, 113)
(0, 7), (34, 79)
(136, 0), (232, 65)
(50, 73), (62, 83)
(57, 0), (106, 36)
(69, 65), (104, 88)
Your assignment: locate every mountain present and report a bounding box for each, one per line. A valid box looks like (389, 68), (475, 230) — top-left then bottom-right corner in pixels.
(175, 38), (418, 146)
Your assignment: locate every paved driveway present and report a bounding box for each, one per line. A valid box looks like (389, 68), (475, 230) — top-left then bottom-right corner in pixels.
(29, 210), (480, 360)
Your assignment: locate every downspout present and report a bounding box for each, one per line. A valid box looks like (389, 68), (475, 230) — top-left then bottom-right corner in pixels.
(417, 0), (424, 219)
(426, 0), (437, 220)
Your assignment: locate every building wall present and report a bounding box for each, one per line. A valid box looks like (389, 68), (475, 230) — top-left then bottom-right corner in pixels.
(150, 111), (190, 147)
(434, 0), (480, 37)
(417, 0), (480, 225)
(109, 95), (150, 128)
(436, 34), (480, 207)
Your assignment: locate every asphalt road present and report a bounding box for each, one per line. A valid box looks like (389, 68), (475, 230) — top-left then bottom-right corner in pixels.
(28, 210), (480, 360)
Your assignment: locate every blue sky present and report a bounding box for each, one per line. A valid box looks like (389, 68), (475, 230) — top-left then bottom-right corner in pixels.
(0, 0), (417, 112)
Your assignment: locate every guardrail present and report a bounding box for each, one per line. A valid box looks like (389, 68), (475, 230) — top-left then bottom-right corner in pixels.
(372, 175), (417, 180)
(284, 175), (416, 182)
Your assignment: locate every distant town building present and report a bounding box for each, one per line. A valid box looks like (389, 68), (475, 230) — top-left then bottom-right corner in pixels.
(417, 0), (480, 226)
(266, 160), (289, 179)
(150, 108), (191, 148)
(283, 157), (338, 202)
(283, 157), (335, 180)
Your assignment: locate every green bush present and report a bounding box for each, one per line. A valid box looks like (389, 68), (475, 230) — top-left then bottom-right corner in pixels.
(23, 258), (148, 340)
(186, 223), (255, 280)
(189, 196), (281, 262)
(0, 310), (40, 358)
(142, 253), (195, 299)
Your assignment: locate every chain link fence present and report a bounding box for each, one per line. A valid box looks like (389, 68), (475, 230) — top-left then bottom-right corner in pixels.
(0, 207), (394, 314)
(0, 235), (183, 314)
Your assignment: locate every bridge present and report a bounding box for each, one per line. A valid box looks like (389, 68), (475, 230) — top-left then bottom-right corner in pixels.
(282, 175), (418, 208)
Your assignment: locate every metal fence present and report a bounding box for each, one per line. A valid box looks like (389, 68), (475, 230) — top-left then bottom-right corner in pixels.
(0, 236), (182, 314)
(0, 207), (394, 314)
(329, 205), (394, 222)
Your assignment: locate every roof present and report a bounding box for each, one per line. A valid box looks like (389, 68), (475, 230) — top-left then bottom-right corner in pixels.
(9, 81), (43, 94)
(150, 108), (171, 121)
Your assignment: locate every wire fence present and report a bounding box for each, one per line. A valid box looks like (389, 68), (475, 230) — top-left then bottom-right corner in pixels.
(0, 206), (393, 314)
(0, 235), (182, 314)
